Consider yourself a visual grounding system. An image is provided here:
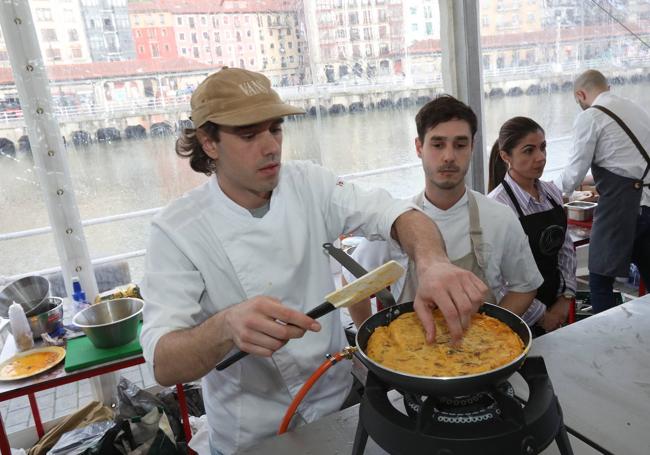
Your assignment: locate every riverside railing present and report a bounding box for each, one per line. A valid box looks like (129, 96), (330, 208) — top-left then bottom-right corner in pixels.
(0, 136), (571, 286)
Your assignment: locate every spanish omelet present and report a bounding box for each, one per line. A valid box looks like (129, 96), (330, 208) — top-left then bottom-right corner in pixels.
(366, 310), (524, 377)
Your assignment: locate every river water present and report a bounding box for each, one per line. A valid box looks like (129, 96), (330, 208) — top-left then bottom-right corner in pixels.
(2, 80), (650, 281)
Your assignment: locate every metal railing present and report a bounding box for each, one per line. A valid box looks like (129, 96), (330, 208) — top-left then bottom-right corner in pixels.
(2, 55), (649, 127)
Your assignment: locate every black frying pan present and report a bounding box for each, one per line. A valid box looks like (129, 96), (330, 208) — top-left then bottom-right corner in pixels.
(355, 301), (532, 396)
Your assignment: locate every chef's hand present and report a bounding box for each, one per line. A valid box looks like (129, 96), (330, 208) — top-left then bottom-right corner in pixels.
(539, 297), (571, 332)
(223, 296), (321, 357)
(413, 261), (487, 344)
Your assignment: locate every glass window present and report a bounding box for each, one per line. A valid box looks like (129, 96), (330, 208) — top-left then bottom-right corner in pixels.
(1, 0), (434, 286)
(479, 0), (650, 181)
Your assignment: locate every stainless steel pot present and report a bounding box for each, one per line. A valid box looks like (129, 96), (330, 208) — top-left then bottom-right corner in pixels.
(564, 201), (597, 221)
(26, 297), (64, 339)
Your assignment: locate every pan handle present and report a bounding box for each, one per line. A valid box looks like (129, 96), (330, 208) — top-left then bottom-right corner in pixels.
(323, 242), (396, 308)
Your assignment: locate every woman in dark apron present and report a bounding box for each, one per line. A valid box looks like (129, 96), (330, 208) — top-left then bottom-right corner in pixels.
(488, 117), (577, 336)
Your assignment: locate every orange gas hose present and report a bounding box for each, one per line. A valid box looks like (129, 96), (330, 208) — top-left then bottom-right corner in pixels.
(278, 347), (357, 434)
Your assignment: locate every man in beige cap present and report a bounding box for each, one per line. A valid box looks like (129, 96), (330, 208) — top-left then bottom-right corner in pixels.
(140, 67), (487, 455)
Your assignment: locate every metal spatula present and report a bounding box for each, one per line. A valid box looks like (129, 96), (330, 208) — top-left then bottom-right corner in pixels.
(215, 260), (405, 371)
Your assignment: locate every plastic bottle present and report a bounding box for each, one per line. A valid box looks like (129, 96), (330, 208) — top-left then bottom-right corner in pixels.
(629, 264), (641, 289)
(9, 302), (34, 351)
(72, 278), (90, 314)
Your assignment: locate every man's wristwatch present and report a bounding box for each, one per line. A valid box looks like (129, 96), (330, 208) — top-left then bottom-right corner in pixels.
(562, 291), (576, 300)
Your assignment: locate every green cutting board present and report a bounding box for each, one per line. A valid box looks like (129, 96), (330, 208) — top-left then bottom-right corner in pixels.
(64, 323), (143, 372)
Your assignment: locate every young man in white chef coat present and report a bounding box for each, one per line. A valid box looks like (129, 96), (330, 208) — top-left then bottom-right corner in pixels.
(140, 68), (487, 455)
(344, 95), (543, 329)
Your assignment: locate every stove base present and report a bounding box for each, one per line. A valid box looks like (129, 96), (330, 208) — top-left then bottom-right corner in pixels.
(352, 357), (574, 455)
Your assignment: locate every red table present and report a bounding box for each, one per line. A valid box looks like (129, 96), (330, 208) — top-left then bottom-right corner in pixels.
(0, 336), (194, 455)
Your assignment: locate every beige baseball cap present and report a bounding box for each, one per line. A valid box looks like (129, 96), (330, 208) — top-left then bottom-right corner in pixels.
(190, 67), (305, 128)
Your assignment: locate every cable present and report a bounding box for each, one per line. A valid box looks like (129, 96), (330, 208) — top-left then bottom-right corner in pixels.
(278, 347), (357, 435)
(587, 0), (650, 51)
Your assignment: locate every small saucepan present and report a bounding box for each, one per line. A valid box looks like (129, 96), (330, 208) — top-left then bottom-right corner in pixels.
(355, 301), (532, 396)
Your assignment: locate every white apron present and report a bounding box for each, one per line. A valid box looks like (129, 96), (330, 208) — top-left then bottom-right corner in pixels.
(202, 177), (352, 454)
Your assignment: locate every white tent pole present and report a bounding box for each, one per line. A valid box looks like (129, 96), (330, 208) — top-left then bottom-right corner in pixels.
(0, 0), (98, 301)
(439, 0), (486, 193)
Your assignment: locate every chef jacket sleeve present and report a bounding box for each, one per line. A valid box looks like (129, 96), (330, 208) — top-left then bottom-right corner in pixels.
(554, 111), (599, 194)
(499, 208), (545, 293)
(302, 162), (418, 246)
(140, 223), (206, 366)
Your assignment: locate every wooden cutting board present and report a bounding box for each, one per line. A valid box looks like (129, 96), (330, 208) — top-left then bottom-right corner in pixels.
(64, 323), (143, 372)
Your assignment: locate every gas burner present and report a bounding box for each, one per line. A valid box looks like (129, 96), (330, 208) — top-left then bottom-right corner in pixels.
(402, 382), (515, 425)
(352, 356), (574, 455)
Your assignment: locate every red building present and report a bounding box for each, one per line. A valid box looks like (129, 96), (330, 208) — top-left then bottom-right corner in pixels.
(128, 1), (179, 60)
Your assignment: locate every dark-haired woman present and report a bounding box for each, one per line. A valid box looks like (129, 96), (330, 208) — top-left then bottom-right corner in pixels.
(488, 117), (577, 335)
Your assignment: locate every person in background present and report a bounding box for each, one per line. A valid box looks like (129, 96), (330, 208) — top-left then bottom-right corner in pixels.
(344, 95), (541, 330)
(488, 116), (577, 334)
(140, 68), (487, 455)
(554, 69), (650, 313)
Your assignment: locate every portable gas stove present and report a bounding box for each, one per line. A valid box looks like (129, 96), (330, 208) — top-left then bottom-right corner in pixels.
(352, 356), (573, 455)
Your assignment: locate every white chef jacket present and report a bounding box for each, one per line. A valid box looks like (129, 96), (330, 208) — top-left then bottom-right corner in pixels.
(554, 91), (650, 207)
(140, 160), (416, 455)
(343, 189), (543, 324)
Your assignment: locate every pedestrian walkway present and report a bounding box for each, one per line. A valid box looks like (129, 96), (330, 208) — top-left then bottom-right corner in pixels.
(0, 363), (157, 436)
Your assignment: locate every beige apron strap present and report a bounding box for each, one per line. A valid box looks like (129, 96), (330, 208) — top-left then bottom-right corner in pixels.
(397, 190), (493, 305)
(467, 191), (487, 270)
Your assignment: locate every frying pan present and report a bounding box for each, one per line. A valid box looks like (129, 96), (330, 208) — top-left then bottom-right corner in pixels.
(355, 301), (532, 396)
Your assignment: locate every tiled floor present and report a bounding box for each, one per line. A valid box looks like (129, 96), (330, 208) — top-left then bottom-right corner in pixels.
(0, 363), (157, 435)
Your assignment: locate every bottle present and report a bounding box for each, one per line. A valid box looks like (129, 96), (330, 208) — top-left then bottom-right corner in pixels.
(9, 303), (34, 351)
(72, 278), (90, 314)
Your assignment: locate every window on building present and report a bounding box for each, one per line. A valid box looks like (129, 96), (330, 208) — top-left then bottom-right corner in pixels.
(45, 47), (62, 60)
(36, 8), (53, 21)
(151, 44), (160, 58)
(41, 29), (58, 42)
(177, 16), (182, 25)
(193, 46), (199, 57)
(68, 29), (79, 41)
